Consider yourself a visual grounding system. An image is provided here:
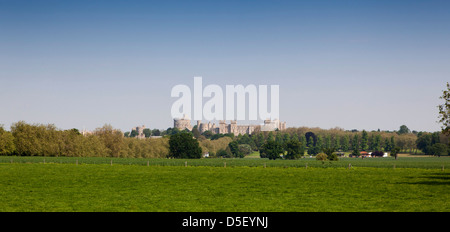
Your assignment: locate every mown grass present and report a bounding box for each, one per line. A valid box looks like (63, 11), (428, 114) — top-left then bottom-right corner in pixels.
(0, 162), (449, 212)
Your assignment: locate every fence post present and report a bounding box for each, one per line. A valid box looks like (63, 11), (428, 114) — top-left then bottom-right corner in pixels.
(111, 160), (113, 166)
(224, 162), (226, 168)
(264, 163), (266, 168)
(348, 163), (351, 169)
(76, 159), (78, 165)
(442, 165), (445, 171)
(147, 160), (149, 166)
(305, 163), (308, 169)
(185, 161), (187, 167)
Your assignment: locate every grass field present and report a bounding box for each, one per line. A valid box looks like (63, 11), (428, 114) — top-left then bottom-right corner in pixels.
(2, 155), (450, 169)
(1, 156), (449, 212)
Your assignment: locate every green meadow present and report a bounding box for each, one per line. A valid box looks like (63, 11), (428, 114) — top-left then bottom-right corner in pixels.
(1, 157), (449, 212)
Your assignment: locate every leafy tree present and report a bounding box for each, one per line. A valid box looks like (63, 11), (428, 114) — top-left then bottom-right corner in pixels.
(391, 136), (396, 149)
(307, 145), (320, 156)
(342, 135), (350, 152)
(316, 135), (323, 152)
(398, 125), (411, 135)
(192, 126), (201, 138)
(438, 82), (450, 136)
(168, 132), (202, 159)
(316, 153), (327, 161)
(334, 134), (341, 151)
(416, 133), (432, 154)
(285, 139), (304, 160)
(305, 132), (316, 147)
(266, 131), (274, 142)
(94, 124), (123, 157)
(0, 126), (15, 155)
(323, 147), (337, 161)
(299, 136), (307, 154)
(228, 140), (243, 158)
(238, 144), (253, 157)
(351, 134), (360, 157)
(430, 143), (447, 157)
(324, 134), (332, 149)
(391, 147), (401, 160)
(384, 137), (392, 152)
(361, 130), (368, 151)
(130, 129), (138, 138)
(216, 148), (230, 158)
(202, 130), (213, 139)
(260, 140), (283, 160)
(152, 129), (161, 136)
(143, 128), (151, 138)
(373, 134), (381, 151)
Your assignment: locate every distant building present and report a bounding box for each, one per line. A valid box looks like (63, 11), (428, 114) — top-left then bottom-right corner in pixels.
(173, 114), (193, 131)
(132, 125), (146, 139)
(173, 117), (286, 136)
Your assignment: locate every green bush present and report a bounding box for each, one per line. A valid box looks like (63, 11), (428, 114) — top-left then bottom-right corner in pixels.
(316, 153), (327, 161)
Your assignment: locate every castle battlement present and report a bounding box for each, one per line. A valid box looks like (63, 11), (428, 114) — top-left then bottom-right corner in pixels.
(173, 118), (286, 136)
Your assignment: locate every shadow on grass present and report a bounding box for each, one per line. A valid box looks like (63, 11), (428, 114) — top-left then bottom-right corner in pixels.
(401, 172), (450, 186)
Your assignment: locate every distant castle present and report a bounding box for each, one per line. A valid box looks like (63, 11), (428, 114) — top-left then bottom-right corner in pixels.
(173, 115), (286, 136)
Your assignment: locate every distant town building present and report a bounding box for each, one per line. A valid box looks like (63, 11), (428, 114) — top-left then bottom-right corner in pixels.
(173, 117), (286, 136)
(132, 125), (146, 139)
(173, 114), (193, 131)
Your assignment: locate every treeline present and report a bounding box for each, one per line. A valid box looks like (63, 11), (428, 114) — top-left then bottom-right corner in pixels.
(203, 125), (449, 158)
(0, 121), (231, 158)
(1, 121), (448, 159)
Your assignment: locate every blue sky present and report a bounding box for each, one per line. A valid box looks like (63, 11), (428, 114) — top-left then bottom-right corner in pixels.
(1, 0), (449, 132)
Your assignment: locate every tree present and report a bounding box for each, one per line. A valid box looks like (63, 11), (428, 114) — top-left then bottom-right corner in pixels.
(384, 137), (392, 152)
(438, 82), (450, 136)
(430, 143), (447, 157)
(130, 129), (138, 138)
(334, 134), (341, 151)
(94, 124), (123, 157)
(398, 125), (411, 135)
(285, 139), (304, 160)
(202, 130), (213, 139)
(168, 132), (202, 159)
(0, 126), (15, 155)
(152, 129), (161, 136)
(316, 153), (327, 161)
(373, 134), (381, 151)
(143, 128), (151, 138)
(238, 144), (253, 157)
(351, 134), (360, 157)
(342, 135), (350, 152)
(228, 140), (243, 158)
(361, 130), (368, 151)
(391, 147), (401, 160)
(260, 140), (283, 160)
(323, 147), (337, 161)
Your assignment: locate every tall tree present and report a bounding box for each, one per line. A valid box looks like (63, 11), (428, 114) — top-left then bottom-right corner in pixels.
(398, 125), (411, 135)
(361, 130), (368, 151)
(0, 126), (15, 155)
(260, 140), (283, 160)
(351, 134), (360, 157)
(438, 82), (450, 136)
(342, 135), (350, 152)
(285, 139), (304, 160)
(168, 132), (202, 159)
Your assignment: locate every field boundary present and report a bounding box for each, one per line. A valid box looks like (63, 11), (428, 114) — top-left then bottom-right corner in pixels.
(1, 156), (449, 170)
